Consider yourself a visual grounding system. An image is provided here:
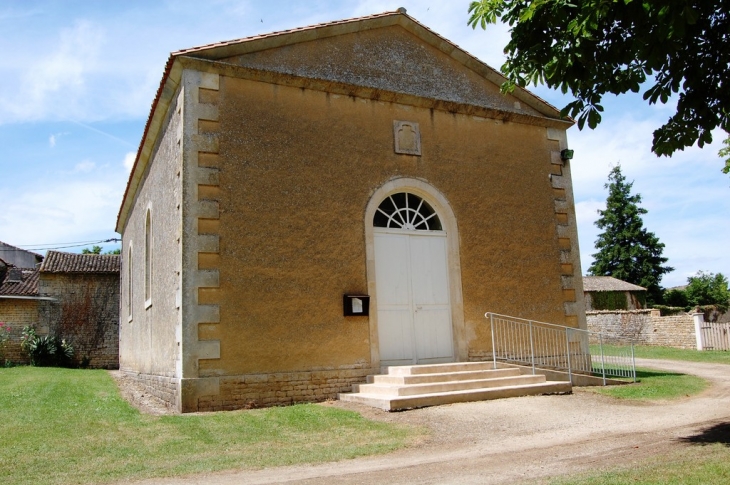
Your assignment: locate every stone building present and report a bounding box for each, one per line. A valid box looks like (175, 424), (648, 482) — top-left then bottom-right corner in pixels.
(583, 276), (647, 311)
(0, 251), (120, 368)
(116, 9), (586, 412)
(0, 240), (43, 268)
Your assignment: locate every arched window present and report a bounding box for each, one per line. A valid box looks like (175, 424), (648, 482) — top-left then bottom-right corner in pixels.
(127, 244), (133, 321)
(373, 192), (442, 231)
(144, 209), (152, 307)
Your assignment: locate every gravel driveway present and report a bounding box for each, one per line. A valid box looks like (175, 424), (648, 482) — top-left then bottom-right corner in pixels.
(123, 358), (730, 485)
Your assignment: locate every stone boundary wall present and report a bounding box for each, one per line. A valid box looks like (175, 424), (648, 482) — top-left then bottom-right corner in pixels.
(122, 371), (179, 409)
(586, 310), (697, 349)
(40, 273), (120, 369)
(197, 365), (375, 412)
(0, 299), (48, 365)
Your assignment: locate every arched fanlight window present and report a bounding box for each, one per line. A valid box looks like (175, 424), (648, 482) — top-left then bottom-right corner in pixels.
(373, 192), (442, 231)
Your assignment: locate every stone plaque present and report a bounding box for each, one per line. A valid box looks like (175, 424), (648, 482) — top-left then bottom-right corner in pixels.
(393, 120), (421, 155)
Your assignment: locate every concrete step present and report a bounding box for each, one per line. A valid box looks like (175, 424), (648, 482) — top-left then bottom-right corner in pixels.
(383, 361), (500, 376)
(355, 374), (547, 396)
(369, 367), (521, 385)
(339, 380), (572, 411)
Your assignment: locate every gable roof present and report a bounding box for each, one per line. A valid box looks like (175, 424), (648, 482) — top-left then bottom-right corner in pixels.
(583, 276), (646, 293)
(0, 267), (39, 297)
(40, 251), (120, 274)
(116, 9), (572, 234)
(0, 240), (43, 267)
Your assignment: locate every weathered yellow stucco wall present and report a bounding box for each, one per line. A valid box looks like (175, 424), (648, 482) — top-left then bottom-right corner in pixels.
(198, 75), (569, 377)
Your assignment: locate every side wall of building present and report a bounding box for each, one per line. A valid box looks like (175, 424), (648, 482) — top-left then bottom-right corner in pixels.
(119, 86), (184, 407)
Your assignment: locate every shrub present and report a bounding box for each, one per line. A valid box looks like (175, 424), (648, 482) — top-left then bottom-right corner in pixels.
(651, 305), (686, 317)
(20, 326), (75, 367)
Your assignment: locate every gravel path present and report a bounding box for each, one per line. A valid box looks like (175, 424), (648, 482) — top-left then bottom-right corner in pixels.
(120, 359), (730, 485)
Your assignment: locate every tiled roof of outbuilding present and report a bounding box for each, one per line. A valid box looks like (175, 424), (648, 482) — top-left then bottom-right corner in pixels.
(0, 268), (39, 296)
(583, 276), (646, 292)
(40, 251), (120, 274)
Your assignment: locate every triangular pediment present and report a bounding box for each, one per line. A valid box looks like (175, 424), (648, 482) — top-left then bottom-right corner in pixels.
(179, 11), (563, 120)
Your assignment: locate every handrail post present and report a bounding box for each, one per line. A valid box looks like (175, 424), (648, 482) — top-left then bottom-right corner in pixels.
(631, 342), (636, 383)
(490, 313), (497, 370)
(529, 320), (536, 375)
(565, 328), (572, 385)
(599, 333), (606, 386)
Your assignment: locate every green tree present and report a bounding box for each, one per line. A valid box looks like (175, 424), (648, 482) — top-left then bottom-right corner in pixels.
(685, 271), (730, 313)
(663, 288), (688, 308)
(719, 137), (730, 175)
(588, 165), (673, 304)
(468, 1), (729, 167)
(80, 246), (119, 255)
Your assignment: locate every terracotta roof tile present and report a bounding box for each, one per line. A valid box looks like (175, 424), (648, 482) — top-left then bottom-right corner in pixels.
(583, 276), (646, 292)
(39, 251), (120, 274)
(0, 268), (39, 296)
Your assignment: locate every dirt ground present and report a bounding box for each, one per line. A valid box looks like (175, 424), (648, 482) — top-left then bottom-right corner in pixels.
(114, 358), (730, 485)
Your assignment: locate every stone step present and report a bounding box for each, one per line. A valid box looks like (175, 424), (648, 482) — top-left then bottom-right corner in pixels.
(383, 361), (500, 376)
(339, 381), (572, 411)
(355, 374), (547, 396)
(369, 367), (521, 385)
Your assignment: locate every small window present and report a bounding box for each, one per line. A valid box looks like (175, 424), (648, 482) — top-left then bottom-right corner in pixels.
(373, 192), (442, 231)
(144, 209), (152, 308)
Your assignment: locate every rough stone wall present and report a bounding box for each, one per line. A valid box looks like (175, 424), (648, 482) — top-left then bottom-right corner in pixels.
(586, 310), (697, 349)
(122, 371), (179, 409)
(225, 26), (543, 118)
(197, 364), (374, 411)
(0, 299), (41, 364)
(39, 273), (120, 369)
(648, 313), (697, 349)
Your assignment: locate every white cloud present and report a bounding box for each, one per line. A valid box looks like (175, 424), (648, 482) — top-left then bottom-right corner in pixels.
(1, 20), (104, 123)
(49, 134), (56, 147)
(74, 160), (96, 173)
(0, 174), (126, 248)
(123, 152), (136, 172)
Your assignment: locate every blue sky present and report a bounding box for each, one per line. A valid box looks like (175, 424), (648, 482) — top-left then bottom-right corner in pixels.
(0, 1), (727, 288)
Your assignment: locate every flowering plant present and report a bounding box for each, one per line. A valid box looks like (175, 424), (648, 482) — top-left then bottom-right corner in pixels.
(0, 322), (10, 361)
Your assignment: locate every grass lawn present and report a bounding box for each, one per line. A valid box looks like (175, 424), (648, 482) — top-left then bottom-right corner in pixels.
(591, 344), (730, 365)
(0, 367), (420, 485)
(588, 367), (708, 400)
(632, 345), (730, 365)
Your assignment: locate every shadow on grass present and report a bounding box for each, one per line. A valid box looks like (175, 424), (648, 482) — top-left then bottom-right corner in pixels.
(592, 368), (685, 381)
(634, 369), (686, 380)
(679, 422), (730, 447)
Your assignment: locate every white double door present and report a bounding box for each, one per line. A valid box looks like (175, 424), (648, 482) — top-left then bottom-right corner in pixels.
(374, 229), (454, 365)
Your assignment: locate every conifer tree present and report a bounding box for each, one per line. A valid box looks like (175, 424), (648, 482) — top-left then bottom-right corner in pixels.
(588, 165), (673, 304)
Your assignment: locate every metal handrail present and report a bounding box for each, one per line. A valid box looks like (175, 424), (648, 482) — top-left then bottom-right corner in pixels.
(486, 312), (636, 385)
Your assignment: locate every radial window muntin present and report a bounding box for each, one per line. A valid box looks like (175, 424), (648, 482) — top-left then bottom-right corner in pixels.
(373, 192), (442, 231)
